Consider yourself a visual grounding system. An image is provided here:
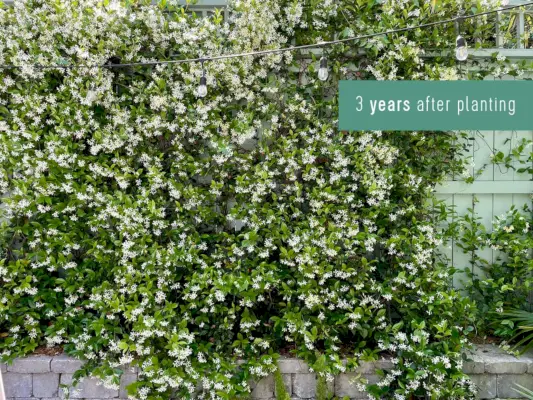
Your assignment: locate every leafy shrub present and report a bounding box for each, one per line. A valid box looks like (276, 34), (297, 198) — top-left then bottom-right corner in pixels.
(455, 204), (533, 339)
(514, 383), (533, 399)
(0, 0), (519, 399)
(316, 374), (331, 400)
(273, 367), (290, 400)
(501, 309), (533, 353)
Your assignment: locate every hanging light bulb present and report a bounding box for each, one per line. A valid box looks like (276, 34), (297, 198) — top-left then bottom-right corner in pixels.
(197, 62), (207, 98)
(318, 56), (329, 81)
(197, 75), (207, 97)
(455, 35), (468, 61)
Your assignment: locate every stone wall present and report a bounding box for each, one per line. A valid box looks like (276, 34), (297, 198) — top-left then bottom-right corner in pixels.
(1, 345), (532, 400)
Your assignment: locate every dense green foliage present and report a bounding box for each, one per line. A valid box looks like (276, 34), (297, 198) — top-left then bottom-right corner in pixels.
(273, 367), (290, 400)
(455, 203), (533, 340)
(0, 0), (531, 399)
(501, 309), (533, 353)
(452, 135), (533, 344)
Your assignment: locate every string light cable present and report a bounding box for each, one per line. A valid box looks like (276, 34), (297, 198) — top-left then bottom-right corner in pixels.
(0, 0), (531, 94)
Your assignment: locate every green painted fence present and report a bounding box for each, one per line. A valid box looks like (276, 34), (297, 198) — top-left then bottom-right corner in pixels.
(434, 74), (533, 288)
(435, 130), (532, 287)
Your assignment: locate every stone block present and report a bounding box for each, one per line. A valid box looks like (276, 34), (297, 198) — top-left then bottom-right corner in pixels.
(478, 345), (529, 374)
(463, 353), (485, 374)
(3, 372), (32, 397)
(469, 374), (496, 399)
(60, 373), (119, 399)
(485, 360), (528, 374)
(485, 360), (527, 375)
(497, 374), (533, 399)
(374, 359), (394, 371)
(463, 361), (485, 375)
(357, 361), (374, 374)
(335, 373), (360, 398)
(290, 374), (333, 399)
(120, 363), (138, 374)
(33, 372), (60, 397)
(251, 375), (274, 399)
(335, 374), (378, 399)
(356, 360), (394, 374)
(120, 373), (138, 398)
(293, 373), (315, 398)
(277, 359), (309, 374)
(51, 354), (85, 373)
(8, 355), (51, 373)
(274, 374), (292, 397)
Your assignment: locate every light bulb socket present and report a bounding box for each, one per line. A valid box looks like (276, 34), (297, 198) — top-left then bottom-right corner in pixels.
(456, 35), (466, 48)
(200, 76), (207, 86)
(455, 10), (465, 35)
(320, 57), (327, 69)
(106, 56), (121, 66)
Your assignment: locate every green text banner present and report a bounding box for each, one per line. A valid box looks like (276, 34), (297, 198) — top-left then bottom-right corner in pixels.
(338, 80), (533, 131)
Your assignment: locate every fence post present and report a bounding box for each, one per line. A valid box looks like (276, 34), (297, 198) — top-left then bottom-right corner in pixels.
(517, 10), (525, 48)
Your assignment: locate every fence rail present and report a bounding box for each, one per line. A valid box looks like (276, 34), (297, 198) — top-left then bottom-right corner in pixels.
(496, 0), (533, 48)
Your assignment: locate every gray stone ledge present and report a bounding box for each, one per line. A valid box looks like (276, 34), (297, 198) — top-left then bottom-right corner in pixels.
(486, 360), (528, 374)
(473, 344), (533, 374)
(357, 359), (394, 374)
(60, 374), (119, 399)
(463, 353), (485, 374)
(483, 352), (530, 374)
(50, 354), (85, 373)
(278, 358), (310, 374)
(8, 356), (51, 373)
(1, 345), (533, 400)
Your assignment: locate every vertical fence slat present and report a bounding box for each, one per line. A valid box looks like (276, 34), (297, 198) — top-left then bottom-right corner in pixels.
(518, 10), (526, 49)
(452, 194), (474, 289)
(496, 11), (503, 48)
(474, 131), (495, 181)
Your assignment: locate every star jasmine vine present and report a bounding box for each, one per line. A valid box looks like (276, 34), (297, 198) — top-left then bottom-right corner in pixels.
(0, 0), (529, 399)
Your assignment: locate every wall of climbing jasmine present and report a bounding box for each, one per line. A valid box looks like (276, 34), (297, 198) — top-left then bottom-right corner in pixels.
(0, 0), (532, 399)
